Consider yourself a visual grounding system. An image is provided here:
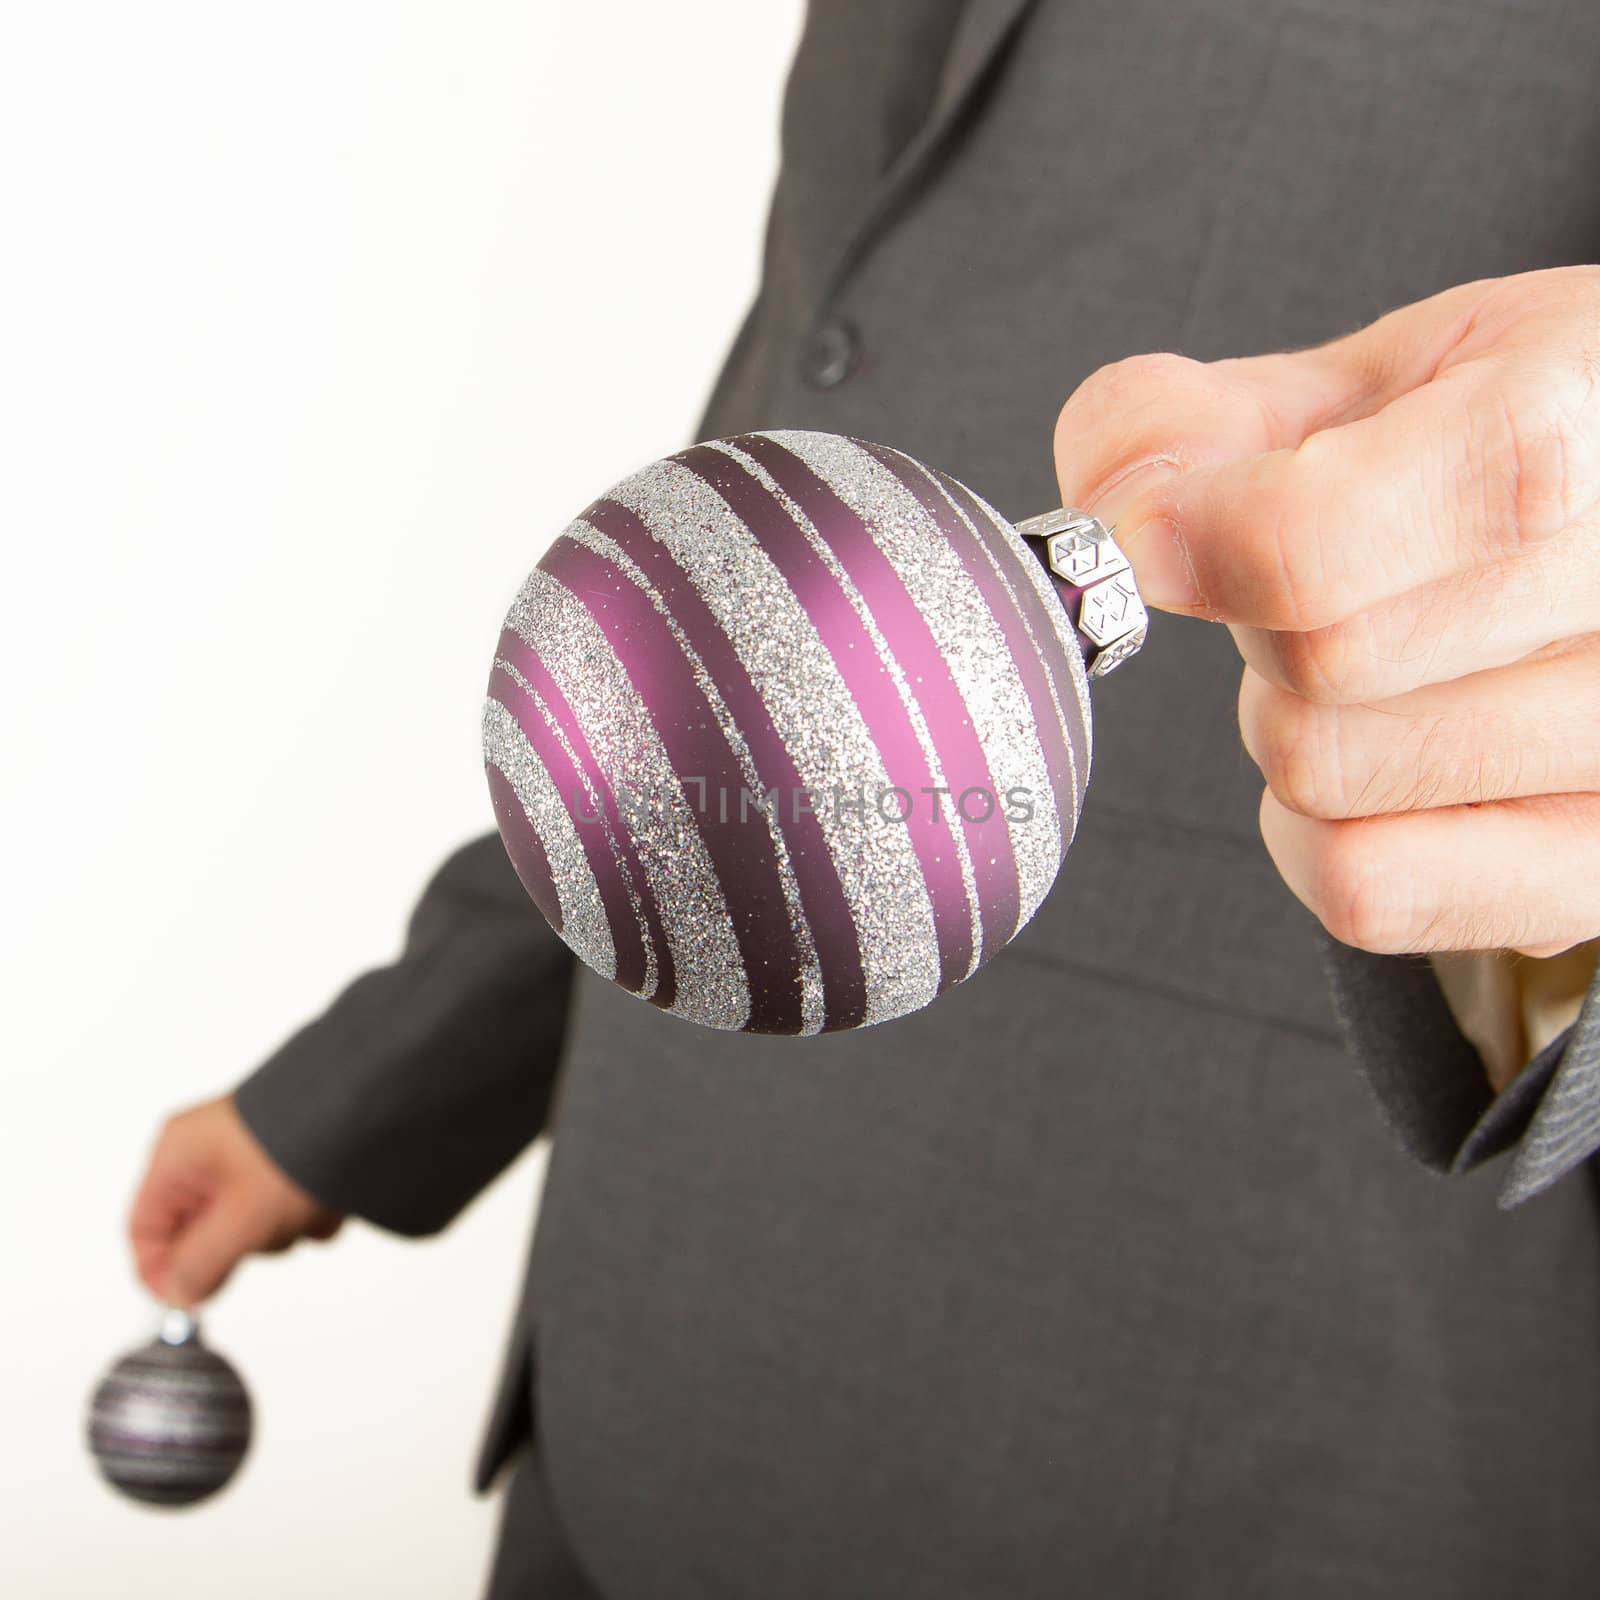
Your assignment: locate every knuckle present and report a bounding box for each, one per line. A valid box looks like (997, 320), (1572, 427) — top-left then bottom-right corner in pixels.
(1070, 352), (1203, 420)
(1494, 381), (1596, 544)
(1056, 353), (1205, 451)
(1266, 622), (1358, 704)
(1250, 689), (1345, 818)
(1310, 825), (1413, 952)
(1056, 353), (1216, 504)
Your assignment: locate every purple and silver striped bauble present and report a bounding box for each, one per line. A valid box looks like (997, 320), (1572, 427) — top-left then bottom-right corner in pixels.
(484, 430), (1092, 1035)
(87, 1312), (252, 1507)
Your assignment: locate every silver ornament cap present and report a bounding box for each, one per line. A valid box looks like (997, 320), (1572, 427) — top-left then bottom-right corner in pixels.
(1015, 507), (1149, 678)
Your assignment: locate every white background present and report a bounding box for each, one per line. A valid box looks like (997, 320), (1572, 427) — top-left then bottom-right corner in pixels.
(0, 3), (803, 1591)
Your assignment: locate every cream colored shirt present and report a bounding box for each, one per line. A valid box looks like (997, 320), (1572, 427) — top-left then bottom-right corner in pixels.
(1432, 943), (1600, 1094)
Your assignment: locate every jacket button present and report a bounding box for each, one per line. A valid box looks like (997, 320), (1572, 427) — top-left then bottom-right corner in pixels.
(802, 320), (859, 389)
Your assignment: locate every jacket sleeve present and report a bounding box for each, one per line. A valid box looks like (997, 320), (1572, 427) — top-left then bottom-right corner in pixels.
(1323, 938), (1600, 1208)
(232, 833), (577, 1237)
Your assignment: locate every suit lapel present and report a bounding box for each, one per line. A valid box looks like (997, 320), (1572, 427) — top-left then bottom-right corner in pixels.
(814, 0), (1039, 314)
(931, 0), (1039, 132)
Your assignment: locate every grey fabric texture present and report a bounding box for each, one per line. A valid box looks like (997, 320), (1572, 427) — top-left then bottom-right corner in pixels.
(483, 1446), (604, 1600)
(235, 835), (575, 1236)
(233, 1), (1600, 1594)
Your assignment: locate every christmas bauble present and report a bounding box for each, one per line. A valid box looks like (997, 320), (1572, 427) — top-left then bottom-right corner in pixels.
(484, 430), (1094, 1035)
(87, 1310), (252, 1507)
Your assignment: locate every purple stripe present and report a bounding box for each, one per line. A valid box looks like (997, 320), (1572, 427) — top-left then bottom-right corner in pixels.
(487, 662), (650, 999)
(859, 442), (1081, 835)
(540, 536), (803, 1034)
(671, 443), (972, 990)
(730, 434), (1023, 961)
(582, 498), (866, 1031)
(486, 763), (564, 934)
(930, 468), (1091, 814)
(493, 633), (677, 1010)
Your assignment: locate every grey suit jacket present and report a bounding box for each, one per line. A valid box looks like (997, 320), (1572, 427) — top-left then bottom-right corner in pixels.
(235, 2), (1600, 1594)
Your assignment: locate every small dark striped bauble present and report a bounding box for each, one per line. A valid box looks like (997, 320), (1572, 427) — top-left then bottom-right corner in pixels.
(484, 430), (1092, 1035)
(87, 1313), (252, 1508)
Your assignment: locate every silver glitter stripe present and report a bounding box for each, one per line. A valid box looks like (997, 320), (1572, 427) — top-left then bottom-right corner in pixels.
(792, 433), (1064, 940)
(610, 456), (943, 1026)
(90, 1414), (247, 1445)
(506, 567), (752, 1031)
(565, 517), (826, 1035)
(896, 450), (1083, 915)
(93, 1453), (238, 1476)
(482, 695), (618, 984)
(93, 1367), (244, 1395)
(974, 480), (1096, 790)
(89, 1397), (248, 1426)
(494, 656), (658, 1001)
(719, 436), (985, 979)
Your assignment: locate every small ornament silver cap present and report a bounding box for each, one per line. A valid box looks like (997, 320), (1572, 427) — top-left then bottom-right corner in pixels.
(1016, 507), (1149, 678)
(157, 1306), (199, 1346)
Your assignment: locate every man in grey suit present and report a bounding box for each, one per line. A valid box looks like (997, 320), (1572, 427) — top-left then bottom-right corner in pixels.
(129, 2), (1600, 1594)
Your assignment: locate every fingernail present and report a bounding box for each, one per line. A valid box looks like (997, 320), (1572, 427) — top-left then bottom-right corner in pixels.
(1118, 513), (1203, 610)
(1083, 459), (1203, 611)
(1084, 457), (1176, 517)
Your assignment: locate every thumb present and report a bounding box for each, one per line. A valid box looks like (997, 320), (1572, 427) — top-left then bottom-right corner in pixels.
(1052, 350), (1342, 613)
(1062, 285), (1494, 612)
(163, 1195), (263, 1308)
